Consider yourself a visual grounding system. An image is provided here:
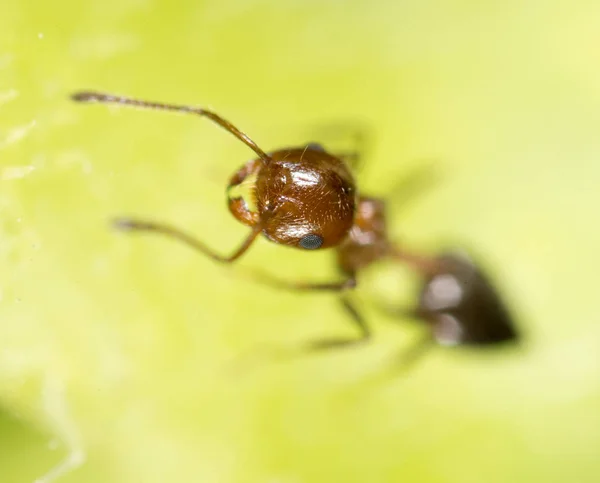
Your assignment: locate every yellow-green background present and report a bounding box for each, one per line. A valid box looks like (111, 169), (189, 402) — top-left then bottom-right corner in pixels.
(1, 1), (599, 482)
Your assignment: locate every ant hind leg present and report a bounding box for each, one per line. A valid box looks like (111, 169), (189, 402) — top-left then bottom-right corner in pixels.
(304, 295), (371, 352)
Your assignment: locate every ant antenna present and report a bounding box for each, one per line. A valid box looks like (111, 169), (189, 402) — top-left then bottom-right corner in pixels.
(71, 90), (271, 163)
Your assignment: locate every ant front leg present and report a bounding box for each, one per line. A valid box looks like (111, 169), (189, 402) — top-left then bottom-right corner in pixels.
(112, 160), (266, 264)
(113, 218), (262, 263)
(226, 158), (262, 226)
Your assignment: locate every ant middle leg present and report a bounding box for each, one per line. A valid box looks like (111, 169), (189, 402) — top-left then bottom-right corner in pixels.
(238, 267), (357, 292)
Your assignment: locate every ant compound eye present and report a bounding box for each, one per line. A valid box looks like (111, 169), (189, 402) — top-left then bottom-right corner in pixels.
(299, 234), (323, 250)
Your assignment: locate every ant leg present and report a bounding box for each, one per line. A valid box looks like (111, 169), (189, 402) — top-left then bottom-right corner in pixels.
(229, 296), (370, 373)
(239, 268), (357, 292)
(227, 158), (262, 188)
(373, 300), (421, 321)
(226, 158), (262, 226)
(71, 91), (271, 163)
(377, 334), (435, 378)
(366, 300), (437, 376)
(304, 295), (371, 351)
(113, 218), (262, 263)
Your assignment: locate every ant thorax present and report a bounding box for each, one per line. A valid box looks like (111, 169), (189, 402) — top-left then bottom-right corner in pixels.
(337, 196), (392, 276)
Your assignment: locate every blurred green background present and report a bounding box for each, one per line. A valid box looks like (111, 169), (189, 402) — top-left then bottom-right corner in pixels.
(1, 0), (599, 482)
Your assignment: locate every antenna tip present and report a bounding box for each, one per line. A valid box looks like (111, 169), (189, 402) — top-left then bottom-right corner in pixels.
(71, 91), (102, 103)
(112, 217), (137, 231)
(111, 217), (156, 233)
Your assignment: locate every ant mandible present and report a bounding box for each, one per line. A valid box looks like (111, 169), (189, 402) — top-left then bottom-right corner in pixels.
(71, 91), (358, 290)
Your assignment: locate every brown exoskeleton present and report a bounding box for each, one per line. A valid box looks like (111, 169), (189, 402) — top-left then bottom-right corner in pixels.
(71, 91), (358, 290)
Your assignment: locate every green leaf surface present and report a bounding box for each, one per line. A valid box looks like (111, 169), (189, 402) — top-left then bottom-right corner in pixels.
(1, 1), (599, 482)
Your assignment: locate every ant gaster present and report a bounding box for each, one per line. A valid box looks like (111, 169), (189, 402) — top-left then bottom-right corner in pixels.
(71, 91), (358, 290)
(413, 251), (518, 347)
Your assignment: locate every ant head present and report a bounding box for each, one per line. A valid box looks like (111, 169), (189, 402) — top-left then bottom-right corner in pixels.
(418, 252), (519, 346)
(253, 145), (357, 250)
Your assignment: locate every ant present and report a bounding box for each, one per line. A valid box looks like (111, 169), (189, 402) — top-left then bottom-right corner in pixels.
(71, 90), (359, 291)
(72, 91), (518, 361)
